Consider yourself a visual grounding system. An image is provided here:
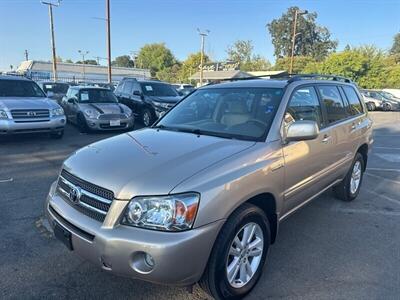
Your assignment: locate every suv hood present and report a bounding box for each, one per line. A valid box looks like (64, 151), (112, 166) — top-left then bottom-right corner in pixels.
(0, 97), (60, 110)
(63, 128), (255, 199)
(147, 95), (182, 103)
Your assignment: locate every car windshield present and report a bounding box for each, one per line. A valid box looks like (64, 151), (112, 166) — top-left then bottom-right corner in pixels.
(140, 82), (179, 97)
(0, 80), (45, 98)
(380, 91), (396, 99)
(79, 89), (118, 103)
(155, 87), (284, 141)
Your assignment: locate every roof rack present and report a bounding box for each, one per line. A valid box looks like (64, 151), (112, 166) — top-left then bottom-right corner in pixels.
(273, 73), (354, 83)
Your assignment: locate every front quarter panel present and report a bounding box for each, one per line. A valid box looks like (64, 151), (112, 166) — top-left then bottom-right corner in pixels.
(171, 140), (285, 228)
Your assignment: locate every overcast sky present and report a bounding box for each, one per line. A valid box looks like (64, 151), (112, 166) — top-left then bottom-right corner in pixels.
(0, 0), (399, 71)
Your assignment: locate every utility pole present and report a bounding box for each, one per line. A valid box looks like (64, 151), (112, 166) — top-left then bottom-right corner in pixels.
(24, 50), (29, 61)
(290, 9), (308, 74)
(197, 28), (210, 87)
(106, 0), (112, 83)
(41, 0), (61, 81)
(78, 50), (89, 81)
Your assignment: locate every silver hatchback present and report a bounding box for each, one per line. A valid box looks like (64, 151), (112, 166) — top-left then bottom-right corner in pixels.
(61, 86), (134, 132)
(47, 75), (373, 299)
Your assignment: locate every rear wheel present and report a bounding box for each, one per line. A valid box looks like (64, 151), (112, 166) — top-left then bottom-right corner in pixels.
(199, 203), (270, 300)
(333, 153), (365, 202)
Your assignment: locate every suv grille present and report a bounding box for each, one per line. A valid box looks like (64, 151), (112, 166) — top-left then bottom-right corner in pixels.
(11, 109), (50, 122)
(57, 170), (114, 222)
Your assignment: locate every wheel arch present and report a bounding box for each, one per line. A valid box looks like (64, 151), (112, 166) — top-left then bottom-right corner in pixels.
(357, 143), (369, 171)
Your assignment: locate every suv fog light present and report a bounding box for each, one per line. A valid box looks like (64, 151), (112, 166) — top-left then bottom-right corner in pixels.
(145, 253), (155, 267)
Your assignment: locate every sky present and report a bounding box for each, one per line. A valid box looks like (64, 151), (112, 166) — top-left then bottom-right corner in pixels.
(0, 0), (399, 71)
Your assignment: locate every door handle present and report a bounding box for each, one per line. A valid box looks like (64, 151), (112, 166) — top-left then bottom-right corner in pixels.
(322, 134), (331, 143)
(351, 123), (357, 130)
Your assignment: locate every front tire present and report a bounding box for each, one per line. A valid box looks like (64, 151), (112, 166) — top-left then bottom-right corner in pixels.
(77, 113), (89, 133)
(333, 152), (365, 202)
(141, 108), (155, 127)
(199, 203), (270, 300)
(382, 102), (392, 111)
(366, 102), (375, 111)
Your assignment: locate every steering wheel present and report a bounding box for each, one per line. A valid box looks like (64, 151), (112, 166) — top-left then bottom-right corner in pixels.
(246, 119), (268, 128)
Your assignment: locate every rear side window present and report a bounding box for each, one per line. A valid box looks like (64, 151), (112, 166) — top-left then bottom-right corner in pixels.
(123, 80), (134, 94)
(115, 81), (124, 94)
(318, 85), (348, 124)
(285, 86), (324, 128)
(342, 86), (364, 115)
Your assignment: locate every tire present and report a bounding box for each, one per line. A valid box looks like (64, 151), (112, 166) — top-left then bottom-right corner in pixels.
(141, 108), (155, 127)
(50, 130), (64, 139)
(366, 102), (375, 111)
(199, 203), (270, 300)
(333, 152), (365, 202)
(382, 102), (392, 111)
(77, 113), (89, 133)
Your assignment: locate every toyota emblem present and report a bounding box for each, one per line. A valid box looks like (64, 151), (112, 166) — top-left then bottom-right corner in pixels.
(69, 186), (82, 204)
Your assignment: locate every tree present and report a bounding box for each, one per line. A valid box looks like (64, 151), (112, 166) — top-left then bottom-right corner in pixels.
(226, 40), (271, 71)
(76, 59), (98, 65)
(65, 59), (73, 63)
(272, 56), (318, 73)
(136, 43), (177, 77)
(156, 63), (182, 83)
(390, 33), (400, 55)
(112, 55), (134, 68)
(179, 52), (210, 83)
(267, 6), (337, 60)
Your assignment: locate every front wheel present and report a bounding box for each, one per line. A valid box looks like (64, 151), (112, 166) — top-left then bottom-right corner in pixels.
(77, 113), (89, 133)
(366, 102), (375, 111)
(199, 203), (270, 300)
(333, 152), (365, 202)
(141, 108), (155, 127)
(382, 102), (392, 111)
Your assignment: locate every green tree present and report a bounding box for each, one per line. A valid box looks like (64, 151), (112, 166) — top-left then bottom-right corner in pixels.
(267, 6), (337, 60)
(272, 56), (318, 73)
(156, 63), (182, 83)
(65, 59), (73, 63)
(390, 33), (400, 55)
(226, 40), (271, 71)
(136, 43), (177, 77)
(179, 52), (210, 83)
(112, 55), (134, 68)
(76, 59), (98, 65)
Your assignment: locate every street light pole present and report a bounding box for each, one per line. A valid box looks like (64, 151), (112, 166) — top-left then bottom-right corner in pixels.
(41, 0), (61, 81)
(78, 50), (89, 81)
(106, 0), (112, 84)
(197, 29), (210, 87)
(290, 9), (308, 74)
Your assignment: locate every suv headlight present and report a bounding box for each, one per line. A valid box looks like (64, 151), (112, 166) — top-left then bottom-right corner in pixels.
(84, 109), (100, 119)
(151, 100), (171, 109)
(0, 110), (8, 119)
(51, 108), (64, 117)
(122, 193), (200, 231)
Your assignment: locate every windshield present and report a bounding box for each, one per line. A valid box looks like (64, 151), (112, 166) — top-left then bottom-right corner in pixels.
(156, 87), (284, 141)
(79, 89), (118, 103)
(380, 91), (396, 99)
(140, 82), (179, 97)
(0, 80), (45, 98)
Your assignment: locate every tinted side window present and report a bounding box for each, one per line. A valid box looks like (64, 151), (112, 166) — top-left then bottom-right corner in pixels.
(318, 85), (348, 124)
(285, 86), (323, 128)
(115, 81), (124, 94)
(123, 80), (134, 94)
(342, 86), (364, 115)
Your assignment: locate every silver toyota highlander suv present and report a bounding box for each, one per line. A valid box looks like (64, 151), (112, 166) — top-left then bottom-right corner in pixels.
(0, 75), (66, 138)
(46, 75), (373, 299)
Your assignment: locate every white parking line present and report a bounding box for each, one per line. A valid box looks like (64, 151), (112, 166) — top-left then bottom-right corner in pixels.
(374, 146), (400, 150)
(334, 207), (400, 217)
(365, 172), (400, 185)
(366, 167), (400, 173)
(366, 189), (400, 206)
(0, 178), (13, 183)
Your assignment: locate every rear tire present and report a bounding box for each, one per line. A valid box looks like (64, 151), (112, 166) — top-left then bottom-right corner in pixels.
(199, 203), (270, 300)
(333, 153), (365, 202)
(77, 113), (89, 133)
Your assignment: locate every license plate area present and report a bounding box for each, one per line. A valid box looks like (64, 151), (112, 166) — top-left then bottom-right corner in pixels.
(53, 221), (73, 251)
(110, 120), (120, 126)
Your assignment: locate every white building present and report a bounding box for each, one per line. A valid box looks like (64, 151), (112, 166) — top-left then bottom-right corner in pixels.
(16, 60), (151, 83)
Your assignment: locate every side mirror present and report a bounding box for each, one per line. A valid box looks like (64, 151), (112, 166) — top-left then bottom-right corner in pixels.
(133, 90), (142, 96)
(286, 120), (319, 142)
(67, 98), (76, 104)
(47, 91), (54, 98)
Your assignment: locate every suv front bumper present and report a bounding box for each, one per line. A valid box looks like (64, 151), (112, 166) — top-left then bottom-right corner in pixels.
(45, 182), (223, 286)
(0, 116), (66, 134)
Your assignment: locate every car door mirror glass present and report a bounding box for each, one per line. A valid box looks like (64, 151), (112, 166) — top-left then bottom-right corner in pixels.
(286, 120), (319, 142)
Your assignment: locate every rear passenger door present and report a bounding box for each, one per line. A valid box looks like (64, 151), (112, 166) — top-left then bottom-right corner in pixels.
(282, 86), (335, 213)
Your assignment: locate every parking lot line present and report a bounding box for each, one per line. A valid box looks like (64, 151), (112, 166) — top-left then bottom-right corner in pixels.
(365, 188), (400, 206)
(0, 178), (13, 183)
(366, 167), (400, 173)
(373, 146), (400, 150)
(365, 172), (400, 185)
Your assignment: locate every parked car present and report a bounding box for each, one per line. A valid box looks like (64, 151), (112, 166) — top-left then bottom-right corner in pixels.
(0, 75), (65, 138)
(61, 86), (134, 133)
(362, 89), (400, 111)
(172, 83), (196, 96)
(360, 91), (383, 111)
(46, 75), (373, 299)
(383, 88), (400, 99)
(37, 81), (70, 104)
(115, 78), (182, 126)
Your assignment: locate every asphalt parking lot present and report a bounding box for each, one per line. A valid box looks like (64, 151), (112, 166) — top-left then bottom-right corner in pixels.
(1, 112), (400, 300)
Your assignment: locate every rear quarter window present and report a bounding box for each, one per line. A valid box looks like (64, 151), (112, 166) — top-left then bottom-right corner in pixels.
(342, 86), (364, 115)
